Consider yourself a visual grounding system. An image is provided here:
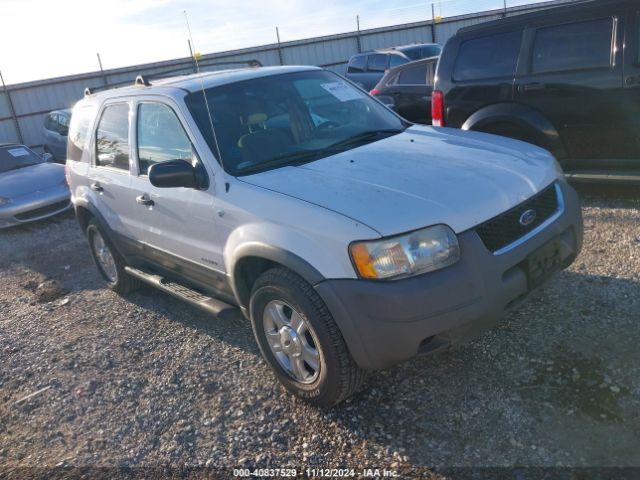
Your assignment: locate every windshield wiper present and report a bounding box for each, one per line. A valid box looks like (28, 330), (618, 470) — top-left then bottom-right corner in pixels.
(235, 129), (405, 176)
(236, 148), (345, 175)
(328, 129), (405, 149)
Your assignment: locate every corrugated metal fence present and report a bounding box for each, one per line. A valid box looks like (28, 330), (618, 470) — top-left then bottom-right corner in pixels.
(0, 0), (576, 151)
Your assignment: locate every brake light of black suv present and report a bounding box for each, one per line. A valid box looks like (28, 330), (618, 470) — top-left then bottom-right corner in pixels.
(431, 90), (444, 127)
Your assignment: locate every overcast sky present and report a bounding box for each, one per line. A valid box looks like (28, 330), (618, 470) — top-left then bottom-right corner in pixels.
(1, 0), (549, 85)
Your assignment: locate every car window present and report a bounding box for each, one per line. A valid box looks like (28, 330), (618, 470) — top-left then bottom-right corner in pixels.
(531, 18), (614, 74)
(422, 45), (442, 58)
(389, 55), (409, 68)
(426, 63), (436, 86)
(0, 145), (42, 173)
(185, 70), (406, 176)
(68, 105), (96, 162)
(137, 103), (195, 176)
(453, 30), (522, 81)
(95, 103), (130, 171)
(400, 46), (422, 61)
(44, 113), (54, 131)
(367, 54), (388, 72)
(398, 63), (428, 85)
(347, 55), (367, 73)
(57, 114), (69, 136)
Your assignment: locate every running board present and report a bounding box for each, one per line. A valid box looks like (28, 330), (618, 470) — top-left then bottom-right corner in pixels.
(124, 266), (237, 318)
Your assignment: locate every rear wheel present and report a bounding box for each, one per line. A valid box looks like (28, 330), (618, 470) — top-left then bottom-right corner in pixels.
(249, 267), (366, 407)
(86, 219), (140, 294)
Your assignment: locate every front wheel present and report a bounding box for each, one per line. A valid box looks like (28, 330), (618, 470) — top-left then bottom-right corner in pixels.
(86, 219), (140, 294)
(249, 268), (366, 407)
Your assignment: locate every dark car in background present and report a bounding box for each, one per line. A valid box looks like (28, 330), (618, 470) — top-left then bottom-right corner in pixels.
(432, 0), (640, 183)
(43, 109), (70, 162)
(370, 56), (438, 125)
(346, 43), (441, 90)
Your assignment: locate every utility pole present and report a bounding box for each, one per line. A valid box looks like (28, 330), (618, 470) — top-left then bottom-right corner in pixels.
(356, 15), (362, 53)
(276, 27), (284, 65)
(0, 70), (24, 144)
(503, 0), (507, 17)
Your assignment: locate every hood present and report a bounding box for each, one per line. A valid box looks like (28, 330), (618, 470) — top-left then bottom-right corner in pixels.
(0, 162), (65, 199)
(239, 126), (560, 237)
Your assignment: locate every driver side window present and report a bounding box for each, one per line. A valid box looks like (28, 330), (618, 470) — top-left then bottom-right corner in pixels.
(137, 103), (195, 176)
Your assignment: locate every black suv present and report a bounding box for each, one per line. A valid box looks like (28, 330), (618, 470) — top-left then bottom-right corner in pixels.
(346, 43), (441, 91)
(432, 0), (640, 183)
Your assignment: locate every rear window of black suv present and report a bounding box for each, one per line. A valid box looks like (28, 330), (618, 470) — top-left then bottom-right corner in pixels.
(453, 30), (522, 81)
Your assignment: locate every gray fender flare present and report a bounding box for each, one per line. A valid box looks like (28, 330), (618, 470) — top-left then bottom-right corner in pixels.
(229, 243), (325, 311)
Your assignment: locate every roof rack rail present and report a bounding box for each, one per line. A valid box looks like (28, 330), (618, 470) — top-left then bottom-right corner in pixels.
(136, 59), (263, 85)
(84, 58), (262, 96)
(135, 75), (151, 86)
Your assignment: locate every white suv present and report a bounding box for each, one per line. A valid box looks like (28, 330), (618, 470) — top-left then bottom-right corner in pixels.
(66, 66), (583, 406)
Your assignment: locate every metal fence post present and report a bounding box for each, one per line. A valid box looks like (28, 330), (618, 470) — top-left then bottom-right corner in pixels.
(276, 27), (284, 65)
(356, 16), (362, 53)
(431, 3), (437, 43)
(0, 70), (24, 145)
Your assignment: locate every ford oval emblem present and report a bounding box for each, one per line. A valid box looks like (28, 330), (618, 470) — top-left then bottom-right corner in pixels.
(519, 209), (537, 226)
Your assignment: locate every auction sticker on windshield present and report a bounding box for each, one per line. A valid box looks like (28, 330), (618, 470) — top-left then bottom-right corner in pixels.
(7, 147), (30, 157)
(321, 82), (361, 102)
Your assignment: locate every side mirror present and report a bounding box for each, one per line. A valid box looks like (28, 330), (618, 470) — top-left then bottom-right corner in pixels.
(148, 160), (198, 189)
(41, 152), (54, 163)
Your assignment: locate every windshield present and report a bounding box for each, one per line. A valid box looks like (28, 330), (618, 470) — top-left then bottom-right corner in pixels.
(185, 70), (407, 175)
(0, 145), (43, 174)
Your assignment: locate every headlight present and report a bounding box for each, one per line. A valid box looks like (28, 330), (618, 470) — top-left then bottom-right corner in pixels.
(0, 196), (9, 206)
(350, 225), (460, 280)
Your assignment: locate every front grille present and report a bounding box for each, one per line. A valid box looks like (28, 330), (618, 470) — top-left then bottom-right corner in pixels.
(14, 200), (70, 221)
(475, 183), (560, 253)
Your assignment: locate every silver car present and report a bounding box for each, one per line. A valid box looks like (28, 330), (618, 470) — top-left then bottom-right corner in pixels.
(0, 143), (71, 228)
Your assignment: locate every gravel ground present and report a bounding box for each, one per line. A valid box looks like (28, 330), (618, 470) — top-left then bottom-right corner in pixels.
(0, 185), (639, 479)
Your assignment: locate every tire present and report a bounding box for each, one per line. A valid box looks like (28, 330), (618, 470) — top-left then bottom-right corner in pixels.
(86, 218), (141, 294)
(249, 267), (366, 407)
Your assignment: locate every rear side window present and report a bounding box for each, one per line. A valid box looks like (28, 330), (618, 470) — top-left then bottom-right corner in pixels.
(398, 63), (428, 85)
(348, 55), (366, 73)
(67, 105), (96, 162)
(367, 54), (388, 72)
(137, 103), (194, 176)
(95, 103), (130, 171)
(422, 45), (442, 58)
(401, 46), (422, 61)
(44, 113), (55, 131)
(389, 55), (409, 68)
(531, 18), (614, 73)
(453, 30), (522, 81)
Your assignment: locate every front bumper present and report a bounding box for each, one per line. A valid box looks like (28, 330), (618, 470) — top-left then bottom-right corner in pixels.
(0, 184), (71, 228)
(315, 180), (583, 370)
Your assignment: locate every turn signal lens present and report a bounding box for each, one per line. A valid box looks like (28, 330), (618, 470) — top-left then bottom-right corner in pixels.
(350, 225), (460, 280)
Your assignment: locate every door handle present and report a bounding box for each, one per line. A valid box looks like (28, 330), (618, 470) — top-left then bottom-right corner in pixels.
(136, 194), (154, 207)
(518, 83), (545, 92)
(625, 75), (640, 86)
(90, 182), (103, 193)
